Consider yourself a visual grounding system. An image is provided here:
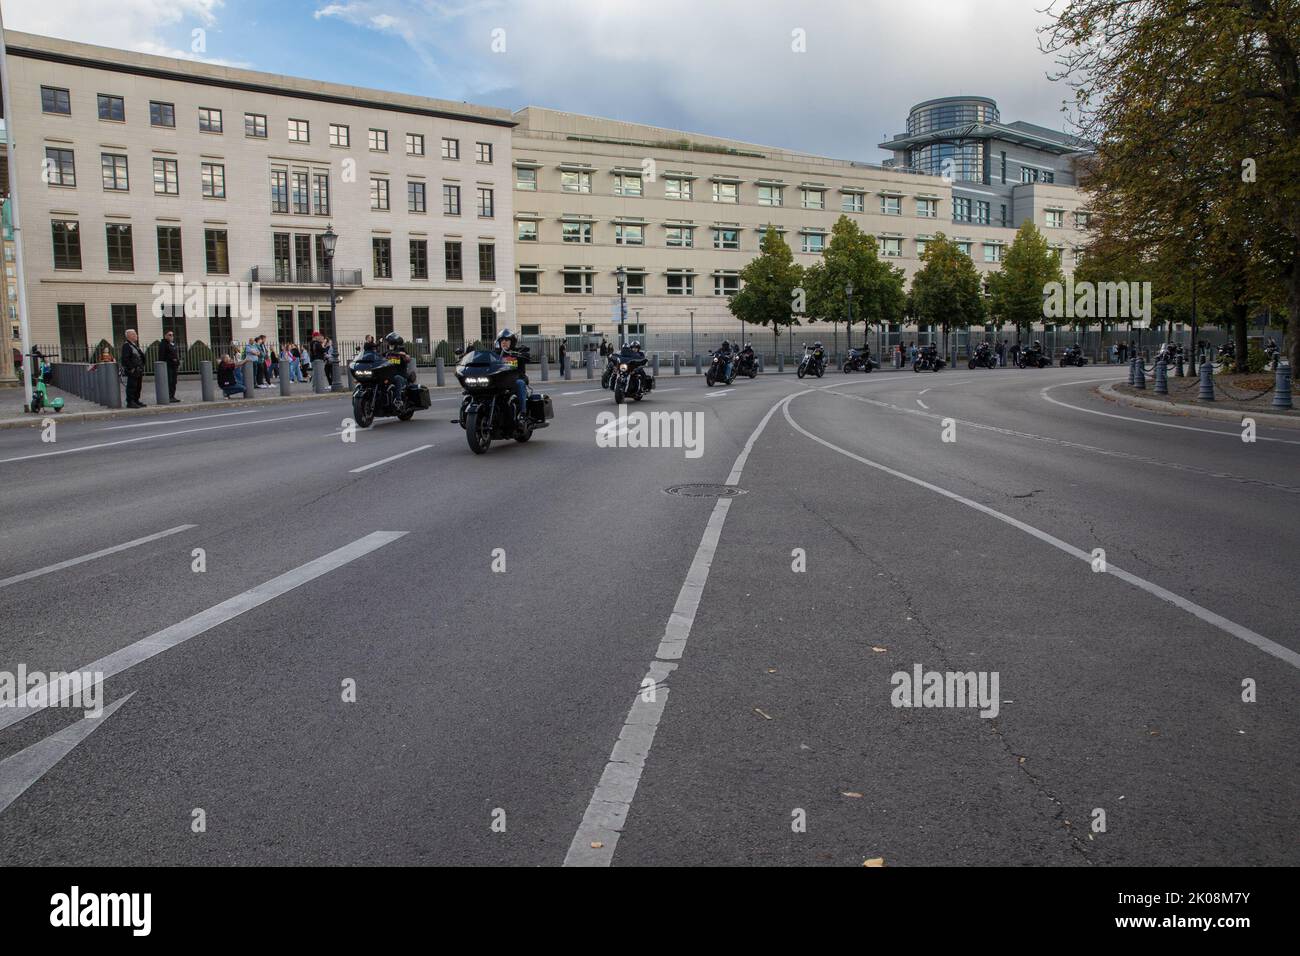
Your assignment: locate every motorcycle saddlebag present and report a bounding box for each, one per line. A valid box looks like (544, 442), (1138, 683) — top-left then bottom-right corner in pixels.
(527, 393), (554, 422)
(412, 385), (432, 410)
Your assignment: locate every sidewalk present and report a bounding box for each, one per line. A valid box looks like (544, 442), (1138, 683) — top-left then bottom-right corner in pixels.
(1101, 371), (1299, 427)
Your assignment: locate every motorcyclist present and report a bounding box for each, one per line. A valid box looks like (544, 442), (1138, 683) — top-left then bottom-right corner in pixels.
(494, 328), (530, 425)
(715, 339), (734, 379)
(383, 331), (413, 411)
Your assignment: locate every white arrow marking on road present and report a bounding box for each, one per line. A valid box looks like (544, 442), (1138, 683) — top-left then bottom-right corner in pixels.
(0, 693), (134, 816)
(916, 399), (929, 410)
(349, 444), (434, 473)
(0, 532), (407, 733)
(0, 525), (196, 590)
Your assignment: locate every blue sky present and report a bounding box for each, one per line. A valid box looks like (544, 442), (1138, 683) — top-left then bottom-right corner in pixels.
(4, 0), (1075, 163)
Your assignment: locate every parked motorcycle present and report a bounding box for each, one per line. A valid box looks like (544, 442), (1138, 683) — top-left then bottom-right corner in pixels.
(797, 343), (827, 379)
(913, 346), (945, 372)
(349, 347), (431, 427)
(967, 343), (997, 369)
(842, 347), (877, 373)
(1059, 344), (1089, 367)
(706, 349), (737, 387)
(613, 352), (655, 404)
(455, 346), (554, 454)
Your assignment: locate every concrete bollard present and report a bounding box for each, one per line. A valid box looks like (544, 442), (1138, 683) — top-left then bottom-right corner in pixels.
(757, 355), (764, 373)
(695, 353), (703, 375)
(564, 362), (572, 381)
(99, 362), (122, 408)
(154, 361), (169, 405)
(540, 354), (549, 382)
(778, 353), (785, 374)
(586, 359), (593, 380)
(1198, 360), (1215, 401)
(200, 361), (215, 402)
(330, 360), (345, 392)
(673, 353), (681, 376)
(1175, 354), (1185, 377)
(1272, 361), (1293, 410)
(1128, 356), (1137, 386)
(1154, 358), (1168, 395)
(435, 357), (445, 388)
(652, 354), (660, 376)
(1134, 359), (1146, 390)
(313, 360), (329, 393)
(242, 359), (255, 398)
(279, 360), (292, 395)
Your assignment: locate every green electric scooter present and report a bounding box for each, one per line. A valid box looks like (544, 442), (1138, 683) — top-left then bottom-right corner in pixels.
(30, 361), (64, 413)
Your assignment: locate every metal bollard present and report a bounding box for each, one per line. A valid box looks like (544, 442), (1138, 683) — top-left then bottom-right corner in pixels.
(154, 361), (169, 405)
(312, 360), (329, 393)
(279, 360), (292, 395)
(435, 357), (445, 388)
(1154, 358), (1168, 395)
(695, 354), (703, 375)
(757, 355), (764, 373)
(1198, 360), (1215, 401)
(243, 359), (256, 398)
(200, 361), (215, 402)
(1175, 355), (1185, 377)
(1134, 359), (1146, 390)
(330, 360), (345, 392)
(673, 353), (681, 376)
(778, 353), (785, 374)
(564, 362), (572, 381)
(100, 362), (122, 408)
(1128, 356), (1137, 386)
(652, 354), (660, 376)
(540, 354), (549, 382)
(1272, 361), (1293, 410)
(586, 359), (594, 380)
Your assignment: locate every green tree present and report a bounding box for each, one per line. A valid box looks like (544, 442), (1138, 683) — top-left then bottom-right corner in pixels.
(987, 221), (1065, 341)
(730, 226), (805, 356)
(909, 232), (985, 352)
(803, 216), (906, 351)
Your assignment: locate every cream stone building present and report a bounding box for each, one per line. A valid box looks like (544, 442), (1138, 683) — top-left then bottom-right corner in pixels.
(4, 31), (515, 360)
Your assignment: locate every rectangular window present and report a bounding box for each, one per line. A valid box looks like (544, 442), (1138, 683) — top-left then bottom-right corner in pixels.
(441, 137), (459, 160)
(369, 128), (389, 151)
(665, 177), (692, 201)
(209, 306), (234, 352)
(45, 147), (76, 187)
(881, 195), (901, 216)
(480, 306), (497, 343)
(757, 185), (783, 207)
(478, 243), (496, 282)
(613, 173), (643, 196)
(101, 153), (129, 191)
(515, 167), (537, 190)
(917, 198), (937, 218)
(370, 177), (390, 210)
(411, 306), (431, 352)
(666, 273), (694, 295)
(41, 86), (71, 115)
(1000, 151), (1007, 184)
(563, 270), (594, 294)
(476, 142), (493, 164)
(157, 226), (183, 273)
(52, 220), (82, 269)
(57, 304), (88, 355)
(329, 124), (350, 147)
(983, 243), (1002, 263)
(1041, 170), (1055, 184)
(712, 181), (739, 203)
(713, 228), (739, 250)
(205, 229), (229, 274)
(625, 273), (645, 295)
(198, 107), (223, 133)
(97, 93), (125, 121)
(292, 171), (309, 214)
(666, 226), (694, 248)
(974, 200), (990, 225)
(446, 307), (465, 348)
(1075, 211), (1091, 230)
(915, 239), (929, 258)
(799, 188), (825, 209)
(476, 187), (495, 218)
(312, 173), (330, 215)
(561, 170), (592, 193)
(956, 241), (972, 257)
(105, 223), (134, 271)
(111, 303), (137, 349)
(801, 233), (826, 254)
(406, 133), (425, 156)
(1046, 210), (1064, 228)
(562, 220), (592, 243)
(410, 239), (428, 279)
(245, 112), (267, 138)
(151, 101), (176, 128)
(953, 197), (972, 222)
(1021, 166), (1039, 184)
(442, 184), (461, 215)
(374, 306), (394, 339)
(517, 220), (538, 242)
(880, 237), (903, 258)
(408, 181), (427, 213)
(153, 158), (179, 195)
(714, 273), (739, 296)
(445, 242), (463, 280)
(615, 223), (644, 246)
(841, 192), (864, 213)
(372, 238), (392, 279)
(518, 270), (539, 294)
(274, 233), (291, 280)
(287, 118), (310, 143)
(201, 162), (226, 199)
(1000, 204), (1008, 227)
(271, 169), (289, 213)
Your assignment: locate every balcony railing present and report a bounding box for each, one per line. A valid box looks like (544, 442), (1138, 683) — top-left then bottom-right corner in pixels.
(250, 265), (364, 287)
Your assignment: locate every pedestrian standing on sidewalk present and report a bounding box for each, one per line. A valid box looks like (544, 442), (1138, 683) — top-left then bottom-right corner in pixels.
(121, 329), (147, 408)
(309, 332), (326, 385)
(559, 340), (568, 375)
(159, 329), (182, 403)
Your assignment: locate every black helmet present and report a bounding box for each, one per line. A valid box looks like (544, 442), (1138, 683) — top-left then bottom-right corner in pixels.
(383, 332), (405, 351)
(719, 339), (730, 349)
(630, 340), (642, 350)
(496, 328), (517, 348)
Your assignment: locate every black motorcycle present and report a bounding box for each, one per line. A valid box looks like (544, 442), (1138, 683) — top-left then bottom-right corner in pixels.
(349, 349), (431, 427)
(1059, 345), (1088, 367)
(913, 348), (944, 372)
(1153, 343), (1181, 367)
(842, 348), (877, 373)
(601, 353), (619, 390)
(454, 347), (554, 454)
(706, 350), (737, 387)
(734, 349), (758, 378)
(1016, 346), (1051, 369)
(967, 344), (997, 369)
(1264, 340), (1280, 370)
(796, 345), (826, 379)
(613, 353), (655, 404)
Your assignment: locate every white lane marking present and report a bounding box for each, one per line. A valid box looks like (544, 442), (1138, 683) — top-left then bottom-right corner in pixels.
(703, 389), (733, 398)
(348, 444), (434, 473)
(0, 532), (407, 733)
(0, 525), (196, 590)
(0, 693), (134, 816)
(101, 410), (257, 430)
(325, 418), (400, 436)
(572, 396), (612, 407)
(566, 385), (817, 867)
(0, 411), (330, 464)
(782, 400), (1300, 671)
(562, 390), (602, 396)
(916, 399), (929, 410)
(1040, 379), (1300, 445)
(918, 388), (930, 396)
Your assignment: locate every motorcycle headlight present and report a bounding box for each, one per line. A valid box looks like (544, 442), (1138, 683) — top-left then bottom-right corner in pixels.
(619, 364), (628, 371)
(465, 376), (489, 386)
(353, 370), (372, 378)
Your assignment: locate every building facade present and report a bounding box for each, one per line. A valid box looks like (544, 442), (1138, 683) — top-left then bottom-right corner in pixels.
(4, 31), (515, 360)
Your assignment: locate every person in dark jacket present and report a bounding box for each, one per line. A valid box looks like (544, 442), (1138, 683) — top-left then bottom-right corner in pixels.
(159, 329), (182, 402)
(121, 329), (147, 408)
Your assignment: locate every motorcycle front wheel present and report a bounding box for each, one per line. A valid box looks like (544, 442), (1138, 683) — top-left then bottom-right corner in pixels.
(465, 408), (491, 454)
(352, 389), (375, 429)
(614, 383), (625, 404)
(797, 365), (807, 379)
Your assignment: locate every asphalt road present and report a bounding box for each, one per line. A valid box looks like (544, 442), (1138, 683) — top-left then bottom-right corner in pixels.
(0, 364), (1295, 866)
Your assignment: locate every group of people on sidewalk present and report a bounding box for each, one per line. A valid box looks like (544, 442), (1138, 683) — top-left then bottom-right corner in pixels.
(217, 332), (336, 399)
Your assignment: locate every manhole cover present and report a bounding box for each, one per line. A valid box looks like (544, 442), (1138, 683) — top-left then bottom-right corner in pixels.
(664, 483), (747, 498)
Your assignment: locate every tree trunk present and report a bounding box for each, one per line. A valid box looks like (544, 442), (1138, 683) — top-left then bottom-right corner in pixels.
(1233, 302), (1250, 374)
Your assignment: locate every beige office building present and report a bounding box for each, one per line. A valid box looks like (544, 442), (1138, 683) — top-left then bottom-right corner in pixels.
(4, 31), (515, 360)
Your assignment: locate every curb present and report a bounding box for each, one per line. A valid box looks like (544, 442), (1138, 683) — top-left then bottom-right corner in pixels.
(1098, 382), (1300, 428)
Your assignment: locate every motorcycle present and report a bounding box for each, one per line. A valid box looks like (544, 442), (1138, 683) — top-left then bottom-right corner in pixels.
(1016, 346), (1051, 369)
(913, 348), (945, 372)
(613, 353), (655, 404)
(706, 350), (737, 387)
(1264, 340), (1280, 370)
(967, 345), (997, 369)
(601, 352), (619, 389)
(455, 346), (553, 454)
(734, 348), (758, 378)
(349, 349), (431, 427)
(1153, 343), (1181, 367)
(796, 345), (826, 379)
(1059, 345), (1089, 367)
(842, 348), (877, 373)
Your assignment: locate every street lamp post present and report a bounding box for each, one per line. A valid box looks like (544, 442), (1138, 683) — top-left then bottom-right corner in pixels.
(689, 308), (695, 362)
(845, 279), (854, 358)
(320, 224), (338, 338)
(615, 265), (627, 348)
